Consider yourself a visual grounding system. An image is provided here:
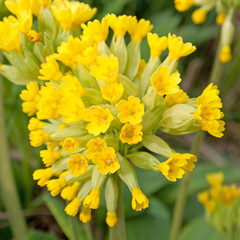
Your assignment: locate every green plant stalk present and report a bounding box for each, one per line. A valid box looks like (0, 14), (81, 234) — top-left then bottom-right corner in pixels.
(109, 176), (126, 240)
(0, 77), (27, 239)
(70, 216), (79, 240)
(83, 223), (94, 240)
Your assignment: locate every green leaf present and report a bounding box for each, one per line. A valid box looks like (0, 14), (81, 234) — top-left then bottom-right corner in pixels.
(26, 229), (60, 240)
(118, 74), (139, 97)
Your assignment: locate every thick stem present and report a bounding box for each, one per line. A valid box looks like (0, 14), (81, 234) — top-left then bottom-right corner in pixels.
(169, 131), (204, 240)
(0, 75), (27, 239)
(70, 216), (79, 240)
(83, 223), (94, 240)
(109, 176), (126, 240)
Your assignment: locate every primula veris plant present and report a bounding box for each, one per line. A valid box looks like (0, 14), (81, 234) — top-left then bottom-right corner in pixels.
(0, 0), (225, 228)
(174, 0), (240, 63)
(198, 172), (240, 236)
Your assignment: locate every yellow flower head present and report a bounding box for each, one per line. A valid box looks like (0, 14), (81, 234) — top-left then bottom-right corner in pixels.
(136, 59), (147, 79)
(117, 96), (144, 124)
(40, 148), (62, 167)
(164, 89), (189, 106)
(131, 187), (149, 211)
(207, 172), (224, 188)
(90, 53), (119, 83)
(31, 0), (52, 16)
(107, 14), (133, 38)
(168, 33), (196, 63)
(147, 33), (168, 59)
(68, 154), (88, 177)
(216, 13), (226, 26)
(33, 168), (54, 186)
(194, 84), (225, 138)
(93, 147), (120, 175)
(79, 207), (92, 223)
(5, 0), (31, 15)
(219, 45), (232, 63)
(39, 54), (63, 82)
(65, 197), (81, 216)
(83, 188), (100, 209)
(101, 82), (124, 103)
(27, 30), (40, 42)
(51, 0), (96, 29)
(106, 211), (118, 227)
(197, 191), (209, 205)
(85, 138), (107, 160)
(150, 66), (181, 96)
(46, 177), (66, 196)
(62, 137), (81, 153)
(191, 8), (207, 25)
(28, 117), (45, 131)
(81, 17), (109, 44)
(29, 129), (50, 147)
(174, 0), (194, 12)
(61, 182), (80, 201)
(128, 17), (153, 43)
(120, 123), (143, 145)
(83, 106), (113, 136)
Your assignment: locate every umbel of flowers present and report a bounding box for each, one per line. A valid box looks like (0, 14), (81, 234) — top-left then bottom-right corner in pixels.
(174, 0), (239, 63)
(198, 172), (240, 234)
(0, 0), (225, 228)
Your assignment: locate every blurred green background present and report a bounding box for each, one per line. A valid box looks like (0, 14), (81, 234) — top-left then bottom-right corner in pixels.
(0, 0), (240, 239)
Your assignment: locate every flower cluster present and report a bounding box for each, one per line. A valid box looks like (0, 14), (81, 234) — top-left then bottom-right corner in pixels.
(174, 0), (238, 63)
(0, 0), (225, 228)
(198, 172), (240, 233)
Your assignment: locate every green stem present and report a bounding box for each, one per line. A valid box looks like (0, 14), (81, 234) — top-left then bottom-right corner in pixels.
(109, 176), (126, 240)
(83, 223), (94, 240)
(169, 131), (204, 240)
(70, 216), (79, 240)
(0, 73), (27, 239)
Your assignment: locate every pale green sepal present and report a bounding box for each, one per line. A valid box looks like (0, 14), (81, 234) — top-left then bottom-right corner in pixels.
(126, 152), (159, 171)
(110, 35), (127, 74)
(91, 166), (107, 189)
(51, 156), (70, 172)
(142, 86), (164, 110)
(220, 14), (234, 46)
(103, 134), (120, 152)
(140, 56), (160, 97)
(77, 180), (92, 200)
(105, 176), (119, 212)
(118, 74), (138, 97)
(54, 28), (69, 51)
(124, 40), (141, 80)
(142, 135), (173, 158)
(98, 40), (111, 56)
(117, 153), (139, 191)
(50, 127), (87, 141)
(82, 88), (105, 107)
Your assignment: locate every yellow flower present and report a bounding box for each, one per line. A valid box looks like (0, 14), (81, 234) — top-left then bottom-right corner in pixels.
(38, 54), (63, 82)
(31, 0), (51, 16)
(85, 138), (107, 160)
(65, 197), (81, 216)
(147, 33), (168, 59)
(136, 59), (147, 79)
(79, 207), (92, 223)
(101, 82), (124, 103)
(90, 54), (119, 83)
(62, 137), (81, 153)
(191, 9), (207, 25)
(107, 14), (133, 38)
(61, 182), (80, 201)
(216, 13), (226, 26)
(40, 148), (62, 167)
(27, 30), (40, 42)
(16, 10), (32, 34)
(164, 89), (189, 106)
(168, 33), (196, 63)
(128, 17), (153, 43)
(158, 153), (197, 182)
(219, 45), (232, 63)
(93, 147), (120, 175)
(106, 211), (118, 227)
(120, 123), (143, 145)
(81, 17), (109, 44)
(197, 191), (209, 205)
(83, 188), (100, 209)
(51, 0), (96, 30)
(150, 66), (181, 96)
(29, 129), (50, 147)
(193, 84), (225, 138)
(68, 154), (88, 177)
(33, 168), (54, 186)
(131, 187), (149, 211)
(28, 117), (45, 131)
(117, 96), (144, 124)
(174, 0), (194, 12)
(46, 177), (66, 196)
(20, 81), (41, 116)
(83, 106), (113, 136)
(5, 0), (31, 15)
(207, 172), (224, 188)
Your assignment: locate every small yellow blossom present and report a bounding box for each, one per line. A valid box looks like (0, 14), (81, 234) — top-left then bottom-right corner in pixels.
(90, 54), (119, 83)
(101, 82), (124, 103)
(191, 9), (207, 25)
(197, 191), (209, 205)
(5, 0), (31, 15)
(136, 59), (147, 79)
(147, 33), (168, 59)
(83, 188), (100, 209)
(16, 10), (32, 34)
(174, 0), (194, 12)
(131, 187), (149, 211)
(62, 137), (81, 153)
(79, 207), (92, 223)
(150, 66), (181, 96)
(27, 30), (40, 42)
(219, 45), (232, 63)
(117, 96), (144, 124)
(164, 89), (189, 106)
(68, 154), (88, 177)
(46, 177), (66, 196)
(28, 117), (45, 131)
(61, 182), (80, 201)
(83, 106), (113, 136)
(93, 147), (120, 175)
(168, 33), (196, 63)
(29, 129), (50, 147)
(85, 138), (107, 160)
(120, 123), (143, 145)
(216, 13), (226, 26)
(106, 211), (118, 227)
(31, 0), (52, 16)
(65, 197), (81, 216)
(40, 148), (62, 167)
(38, 55), (63, 82)
(207, 172), (224, 188)
(33, 168), (54, 187)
